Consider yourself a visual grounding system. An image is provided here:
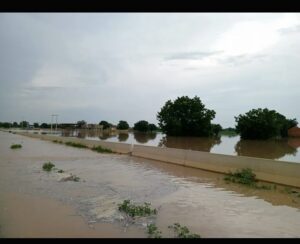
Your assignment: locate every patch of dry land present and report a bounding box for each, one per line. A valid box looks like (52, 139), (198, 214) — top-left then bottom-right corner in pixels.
(1, 131), (300, 238)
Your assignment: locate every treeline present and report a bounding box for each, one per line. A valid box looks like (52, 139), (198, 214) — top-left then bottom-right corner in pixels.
(1, 96), (298, 140)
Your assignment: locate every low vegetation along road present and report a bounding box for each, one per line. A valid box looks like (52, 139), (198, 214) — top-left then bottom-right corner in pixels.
(1, 131), (300, 237)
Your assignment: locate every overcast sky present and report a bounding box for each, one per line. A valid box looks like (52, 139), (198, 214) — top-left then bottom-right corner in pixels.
(1, 13), (300, 127)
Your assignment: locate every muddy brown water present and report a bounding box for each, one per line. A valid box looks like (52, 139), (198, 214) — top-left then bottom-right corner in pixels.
(1, 131), (300, 237)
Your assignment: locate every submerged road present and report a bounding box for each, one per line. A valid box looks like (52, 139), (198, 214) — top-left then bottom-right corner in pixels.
(0, 131), (300, 237)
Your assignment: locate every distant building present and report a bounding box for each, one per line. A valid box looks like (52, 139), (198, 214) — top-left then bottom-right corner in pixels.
(288, 126), (300, 137)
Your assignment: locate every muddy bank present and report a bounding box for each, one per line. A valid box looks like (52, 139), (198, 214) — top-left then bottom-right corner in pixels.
(1, 131), (300, 237)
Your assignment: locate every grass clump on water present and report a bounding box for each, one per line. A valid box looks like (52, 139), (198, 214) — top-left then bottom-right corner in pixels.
(118, 199), (157, 218)
(65, 141), (88, 148)
(10, 144), (22, 149)
(42, 162), (55, 172)
(91, 145), (113, 153)
(53, 140), (63, 144)
(147, 224), (162, 238)
(224, 168), (271, 190)
(168, 223), (201, 238)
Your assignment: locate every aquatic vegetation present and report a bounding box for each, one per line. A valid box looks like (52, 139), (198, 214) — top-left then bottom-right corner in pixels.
(57, 169), (64, 173)
(42, 162), (55, 172)
(147, 224), (162, 238)
(224, 168), (271, 190)
(118, 200), (157, 217)
(91, 145), (113, 153)
(168, 223), (201, 238)
(53, 140), (63, 144)
(65, 141), (88, 148)
(10, 144), (22, 149)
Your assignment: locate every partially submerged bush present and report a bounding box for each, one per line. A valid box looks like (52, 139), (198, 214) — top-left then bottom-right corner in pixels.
(118, 200), (157, 217)
(10, 144), (22, 149)
(57, 169), (64, 173)
(168, 223), (201, 238)
(91, 145), (113, 153)
(43, 162), (55, 172)
(65, 141), (88, 148)
(224, 168), (271, 189)
(147, 224), (162, 238)
(53, 140), (63, 144)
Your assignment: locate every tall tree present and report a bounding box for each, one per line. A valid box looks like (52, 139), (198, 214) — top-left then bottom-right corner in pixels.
(157, 96), (216, 136)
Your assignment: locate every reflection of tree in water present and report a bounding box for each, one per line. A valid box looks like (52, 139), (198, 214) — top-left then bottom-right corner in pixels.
(118, 133), (129, 142)
(133, 132), (157, 144)
(235, 139), (297, 160)
(158, 136), (221, 152)
(99, 132), (111, 140)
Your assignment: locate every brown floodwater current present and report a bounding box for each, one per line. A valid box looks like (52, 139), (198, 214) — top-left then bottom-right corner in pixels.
(1, 131), (300, 237)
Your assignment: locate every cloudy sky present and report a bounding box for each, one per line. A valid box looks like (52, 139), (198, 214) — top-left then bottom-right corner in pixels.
(1, 13), (300, 127)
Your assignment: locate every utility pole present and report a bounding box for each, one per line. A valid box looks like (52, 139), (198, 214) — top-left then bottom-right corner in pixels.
(51, 114), (58, 134)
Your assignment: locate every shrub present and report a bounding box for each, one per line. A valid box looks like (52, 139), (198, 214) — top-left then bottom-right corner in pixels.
(91, 145), (113, 153)
(147, 224), (162, 238)
(168, 223), (200, 238)
(10, 144), (22, 149)
(43, 162), (55, 172)
(65, 142), (88, 148)
(118, 200), (157, 217)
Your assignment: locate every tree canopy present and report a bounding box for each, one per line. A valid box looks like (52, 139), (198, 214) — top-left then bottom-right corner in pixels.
(235, 108), (298, 140)
(117, 120), (129, 130)
(99, 120), (111, 130)
(77, 120), (87, 129)
(157, 96), (217, 136)
(133, 120), (149, 132)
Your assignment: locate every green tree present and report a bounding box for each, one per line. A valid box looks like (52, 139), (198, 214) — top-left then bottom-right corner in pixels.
(99, 120), (111, 130)
(148, 123), (158, 132)
(211, 124), (222, 136)
(40, 123), (49, 129)
(134, 120), (149, 132)
(20, 121), (29, 128)
(235, 108), (298, 140)
(117, 120), (129, 130)
(33, 122), (39, 128)
(157, 96), (216, 136)
(77, 120), (87, 129)
(12, 122), (19, 128)
(0, 122), (12, 128)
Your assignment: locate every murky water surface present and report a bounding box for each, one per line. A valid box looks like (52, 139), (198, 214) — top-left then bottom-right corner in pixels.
(1, 131), (300, 237)
(54, 129), (300, 162)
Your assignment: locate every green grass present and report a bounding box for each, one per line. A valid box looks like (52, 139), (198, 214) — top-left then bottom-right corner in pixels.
(91, 145), (113, 153)
(118, 200), (157, 218)
(168, 223), (201, 238)
(10, 144), (22, 149)
(224, 168), (271, 190)
(65, 141), (88, 148)
(43, 162), (55, 172)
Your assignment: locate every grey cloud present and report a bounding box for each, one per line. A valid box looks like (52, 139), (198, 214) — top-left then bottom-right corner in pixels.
(278, 25), (300, 34)
(218, 54), (268, 66)
(165, 51), (223, 61)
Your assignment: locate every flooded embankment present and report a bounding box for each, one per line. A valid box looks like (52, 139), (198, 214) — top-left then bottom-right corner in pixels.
(1, 131), (300, 237)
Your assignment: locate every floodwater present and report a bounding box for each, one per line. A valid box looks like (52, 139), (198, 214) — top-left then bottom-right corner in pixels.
(55, 129), (300, 163)
(1, 131), (300, 237)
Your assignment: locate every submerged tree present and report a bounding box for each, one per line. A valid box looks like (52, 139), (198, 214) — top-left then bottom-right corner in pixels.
(134, 120), (149, 132)
(157, 96), (216, 137)
(117, 120), (129, 130)
(235, 108), (298, 140)
(99, 120), (111, 130)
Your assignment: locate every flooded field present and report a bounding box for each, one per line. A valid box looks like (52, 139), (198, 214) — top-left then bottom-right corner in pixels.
(1, 131), (300, 237)
(31, 129), (300, 163)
